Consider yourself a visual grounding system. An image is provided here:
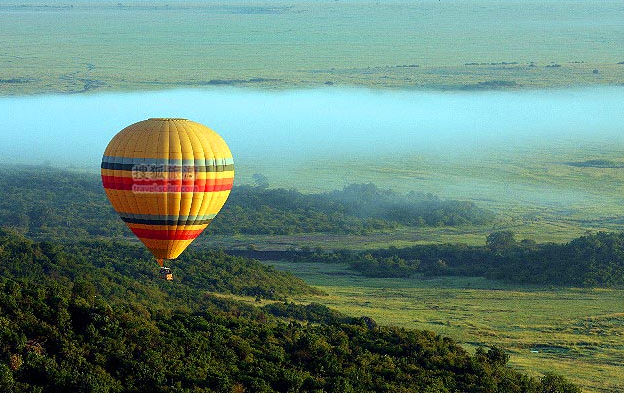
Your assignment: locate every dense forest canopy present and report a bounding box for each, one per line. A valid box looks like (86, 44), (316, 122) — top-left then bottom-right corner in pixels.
(0, 229), (319, 302)
(0, 231), (579, 393)
(0, 166), (493, 240)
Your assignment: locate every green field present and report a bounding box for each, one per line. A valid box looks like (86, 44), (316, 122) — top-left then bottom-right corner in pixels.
(249, 260), (624, 393)
(2, 0), (624, 95)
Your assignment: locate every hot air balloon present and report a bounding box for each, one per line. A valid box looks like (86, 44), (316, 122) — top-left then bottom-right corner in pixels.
(101, 118), (234, 279)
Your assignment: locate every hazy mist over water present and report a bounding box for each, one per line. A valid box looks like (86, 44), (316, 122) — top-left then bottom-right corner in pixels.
(1, 87), (624, 174)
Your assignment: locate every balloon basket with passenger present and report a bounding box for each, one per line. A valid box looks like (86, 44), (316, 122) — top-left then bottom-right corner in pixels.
(159, 267), (173, 281)
(158, 259), (174, 280)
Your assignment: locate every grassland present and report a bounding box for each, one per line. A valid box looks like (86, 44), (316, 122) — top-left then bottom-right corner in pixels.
(227, 261), (624, 393)
(2, 1), (624, 95)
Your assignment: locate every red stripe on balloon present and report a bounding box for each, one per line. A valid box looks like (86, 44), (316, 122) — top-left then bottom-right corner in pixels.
(101, 176), (234, 192)
(130, 228), (205, 240)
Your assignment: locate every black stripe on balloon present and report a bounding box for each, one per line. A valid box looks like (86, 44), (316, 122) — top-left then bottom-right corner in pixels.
(121, 217), (213, 226)
(101, 162), (234, 172)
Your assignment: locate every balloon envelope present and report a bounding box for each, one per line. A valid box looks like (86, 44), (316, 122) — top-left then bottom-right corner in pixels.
(101, 118), (234, 265)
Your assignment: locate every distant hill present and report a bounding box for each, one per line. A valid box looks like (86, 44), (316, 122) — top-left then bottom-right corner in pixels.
(212, 183), (494, 235)
(0, 230), (579, 393)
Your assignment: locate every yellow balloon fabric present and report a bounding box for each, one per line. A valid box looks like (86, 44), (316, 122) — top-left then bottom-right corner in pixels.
(101, 118), (234, 265)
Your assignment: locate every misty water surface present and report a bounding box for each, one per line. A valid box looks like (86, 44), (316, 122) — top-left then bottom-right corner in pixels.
(1, 87), (623, 169)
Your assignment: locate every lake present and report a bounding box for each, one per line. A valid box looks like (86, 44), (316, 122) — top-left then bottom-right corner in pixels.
(2, 87), (624, 213)
(2, 86), (624, 163)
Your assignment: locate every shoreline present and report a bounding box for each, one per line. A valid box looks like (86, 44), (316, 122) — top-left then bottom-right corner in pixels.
(2, 62), (624, 96)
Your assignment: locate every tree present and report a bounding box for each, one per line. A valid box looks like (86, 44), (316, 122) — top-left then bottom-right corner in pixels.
(0, 364), (14, 392)
(485, 346), (509, 366)
(486, 231), (517, 253)
(539, 372), (581, 393)
(252, 173), (269, 189)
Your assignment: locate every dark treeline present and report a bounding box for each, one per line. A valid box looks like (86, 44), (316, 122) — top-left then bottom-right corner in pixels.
(289, 231), (624, 287)
(0, 231), (579, 392)
(565, 159), (624, 168)
(0, 166), (493, 240)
